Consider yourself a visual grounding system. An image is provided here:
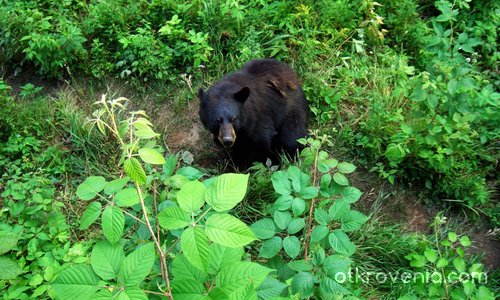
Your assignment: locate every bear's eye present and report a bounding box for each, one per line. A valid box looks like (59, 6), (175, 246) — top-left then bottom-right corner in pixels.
(229, 117), (236, 123)
(216, 118), (222, 124)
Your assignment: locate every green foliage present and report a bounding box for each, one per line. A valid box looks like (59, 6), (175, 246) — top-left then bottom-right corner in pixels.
(251, 133), (368, 298)
(400, 214), (495, 299)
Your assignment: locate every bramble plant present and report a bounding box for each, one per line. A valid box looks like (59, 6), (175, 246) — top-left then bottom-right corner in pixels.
(250, 132), (368, 298)
(52, 96), (270, 299)
(400, 214), (495, 300)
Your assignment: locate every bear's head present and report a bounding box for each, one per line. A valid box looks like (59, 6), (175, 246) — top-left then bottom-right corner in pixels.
(198, 83), (250, 148)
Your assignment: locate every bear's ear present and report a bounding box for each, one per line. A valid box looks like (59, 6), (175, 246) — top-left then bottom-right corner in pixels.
(234, 87), (250, 103)
(198, 88), (207, 103)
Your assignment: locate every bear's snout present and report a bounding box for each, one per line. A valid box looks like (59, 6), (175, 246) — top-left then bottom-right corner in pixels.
(218, 123), (236, 148)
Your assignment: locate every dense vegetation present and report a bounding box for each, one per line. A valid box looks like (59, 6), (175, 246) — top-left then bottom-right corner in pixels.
(0, 0), (498, 299)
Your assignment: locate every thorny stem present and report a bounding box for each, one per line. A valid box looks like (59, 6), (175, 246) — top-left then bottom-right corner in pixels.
(303, 146), (320, 260)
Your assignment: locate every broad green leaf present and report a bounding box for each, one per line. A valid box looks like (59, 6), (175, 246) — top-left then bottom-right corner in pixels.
(134, 122), (159, 139)
(76, 176), (106, 200)
(328, 230), (356, 257)
(283, 236), (300, 259)
(329, 199), (349, 220)
(314, 208), (330, 225)
(448, 232), (457, 242)
(341, 187), (363, 203)
(320, 277), (349, 296)
(119, 286), (148, 300)
(114, 188), (140, 207)
(259, 236), (283, 258)
(287, 218), (305, 234)
(288, 260), (313, 272)
(181, 227), (210, 273)
(323, 255), (352, 279)
(104, 177), (130, 195)
(208, 244), (244, 275)
(291, 197), (306, 216)
(216, 261), (272, 295)
(424, 248), (437, 263)
(337, 162), (356, 174)
(459, 236), (471, 247)
(274, 194), (293, 211)
(299, 186), (318, 199)
(385, 143), (406, 162)
(171, 279), (206, 300)
(0, 257), (22, 280)
(205, 173), (249, 212)
(341, 210), (368, 232)
(118, 243), (155, 286)
(138, 147), (165, 165)
(102, 206), (124, 244)
(52, 265), (99, 299)
(250, 218), (276, 239)
(271, 171), (291, 195)
(453, 257), (466, 273)
(311, 225), (329, 243)
(436, 258), (449, 268)
(0, 230), (18, 255)
(333, 172), (349, 186)
(291, 272), (314, 297)
(408, 254), (426, 268)
(177, 180), (206, 212)
(158, 206), (190, 230)
(163, 155), (178, 177)
(256, 277), (287, 299)
(205, 213), (256, 248)
(90, 240), (125, 280)
(124, 158), (146, 185)
(287, 166), (302, 192)
(177, 166), (205, 180)
(273, 210), (292, 230)
(172, 255), (208, 282)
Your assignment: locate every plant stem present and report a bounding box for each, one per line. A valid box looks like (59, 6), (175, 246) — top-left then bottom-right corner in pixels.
(303, 146), (320, 260)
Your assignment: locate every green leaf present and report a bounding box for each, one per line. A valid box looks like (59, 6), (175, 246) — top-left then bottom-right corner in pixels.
(341, 210), (368, 232)
(323, 255), (352, 278)
(52, 265), (99, 299)
(448, 232), (457, 242)
(291, 272), (314, 297)
(256, 277), (287, 299)
(385, 143), (406, 162)
(299, 186), (318, 199)
(283, 236), (300, 259)
(158, 206), (190, 230)
(216, 262), (272, 296)
(172, 255), (208, 282)
(271, 171), (291, 195)
(79, 202), (102, 230)
(181, 227), (210, 273)
(259, 236), (283, 258)
(250, 218), (276, 239)
(0, 257), (22, 280)
(177, 180), (206, 212)
(459, 236), (471, 247)
(120, 286), (148, 300)
(436, 258), (449, 268)
(0, 231), (18, 255)
(424, 248), (437, 263)
(291, 197), (306, 216)
(341, 187), (363, 203)
(320, 277), (349, 296)
(208, 244), (244, 275)
(333, 172), (349, 186)
(163, 155), (178, 177)
(205, 213), (257, 248)
(114, 188), (140, 207)
(287, 166), (302, 192)
(138, 147), (165, 165)
(134, 122), (159, 139)
(205, 173), (249, 212)
(329, 199), (349, 220)
(90, 240), (125, 280)
(124, 158), (146, 185)
(311, 225), (329, 243)
(314, 208), (330, 225)
(118, 243), (155, 286)
(288, 260), (313, 272)
(77, 176), (106, 200)
(102, 206), (125, 244)
(287, 218), (305, 234)
(329, 230), (356, 257)
(337, 162), (356, 174)
(104, 177), (130, 195)
(274, 194), (293, 210)
(176, 166), (204, 180)
(171, 279), (206, 300)
(273, 210), (292, 230)
(453, 257), (466, 273)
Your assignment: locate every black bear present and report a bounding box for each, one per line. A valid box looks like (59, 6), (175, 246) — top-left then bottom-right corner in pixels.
(198, 59), (308, 168)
